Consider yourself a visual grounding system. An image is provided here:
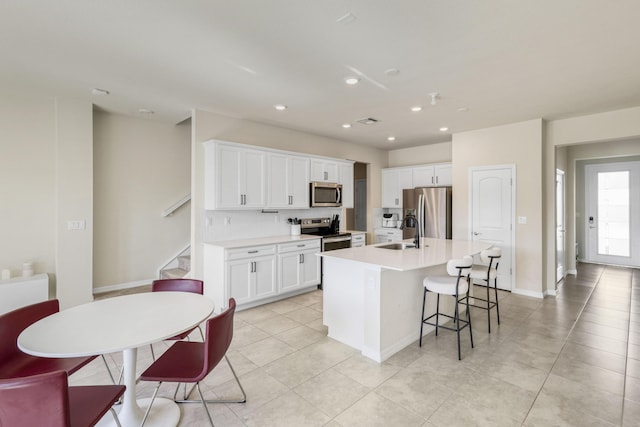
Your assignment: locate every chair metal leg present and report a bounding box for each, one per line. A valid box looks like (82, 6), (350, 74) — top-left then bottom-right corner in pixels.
(435, 293), (440, 336)
(486, 276), (491, 333)
(149, 343), (156, 361)
(494, 277), (501, 325)
(196, 382), (216, 427)
(109, 407), (122, 427)
(141, 381), (162, 427)
(467, 281), (474, 349)
(175, 356), (247, 404)
(419, 287), (427, 347)
(455, 293), (461, 361)
(100, 354), (117, 384)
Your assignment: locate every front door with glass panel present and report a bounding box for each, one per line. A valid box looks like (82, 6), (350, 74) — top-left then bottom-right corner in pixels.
(585, 161), (640, 267)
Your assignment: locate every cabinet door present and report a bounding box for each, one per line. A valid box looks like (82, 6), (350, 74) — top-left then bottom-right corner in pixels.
(381, 169), (398, 208)
(434, 164), (452, 186)
(289, 157), (310, 208)
(325, 162), (339, 182)
(339, 163), (354, 208)
(279, 252), (301, 292)
(226, 260), (252, 305)
(243, 149), (266, 208)
(216, 145), (243, 208)
(397, 169), (413, 203)
(412, 165), (435, 187)
(267, 154), (289, 207)
(254, 256), (277, 299)
(300, 251), (321, 287)
(311, 159), (339, 182)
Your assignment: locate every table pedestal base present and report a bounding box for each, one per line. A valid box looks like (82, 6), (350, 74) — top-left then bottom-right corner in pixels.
(97, 397), (180, 427)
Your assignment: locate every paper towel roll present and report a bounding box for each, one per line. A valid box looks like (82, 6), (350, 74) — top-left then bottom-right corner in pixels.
(22, 262), (33, 277)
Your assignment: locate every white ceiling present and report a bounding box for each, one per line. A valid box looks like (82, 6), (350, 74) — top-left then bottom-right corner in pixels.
(1, 1), (639, 149)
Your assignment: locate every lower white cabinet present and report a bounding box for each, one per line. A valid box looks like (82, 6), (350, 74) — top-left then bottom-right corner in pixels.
(225, 245), (277, 306)
(205, 238), (322, 309)
(351, 232), (366, 247)
(278, 240), (321, 293)
(374, 228), (403, 243)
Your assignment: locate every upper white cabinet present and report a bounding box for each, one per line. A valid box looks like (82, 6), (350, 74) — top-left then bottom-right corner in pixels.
(310, 159), (339, 182)
(267, 154), (309, 209)
(413, 164), (452, 187)
(205, 142), (266, 210)
(339, 162), (354, 209)
(381, 167), (413, 208)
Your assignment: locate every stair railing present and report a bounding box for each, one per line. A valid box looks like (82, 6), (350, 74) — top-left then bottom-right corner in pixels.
(162, 194), (191, 217)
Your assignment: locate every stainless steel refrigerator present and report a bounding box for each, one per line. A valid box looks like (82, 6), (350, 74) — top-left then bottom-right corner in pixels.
(402, 187), (452, 240)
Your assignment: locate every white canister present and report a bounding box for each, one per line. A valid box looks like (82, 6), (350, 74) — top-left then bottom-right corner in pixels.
(1, 269), (10, 280)
(291, 224), (301, 236)
(22, 261), (34, 277)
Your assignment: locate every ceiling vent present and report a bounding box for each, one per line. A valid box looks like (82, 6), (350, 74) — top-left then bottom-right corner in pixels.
(357, 117), (379, 125)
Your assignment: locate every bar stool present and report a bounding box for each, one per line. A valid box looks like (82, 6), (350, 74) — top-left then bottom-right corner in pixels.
(469, 247), (502, 333)
(420, 255), (474, 360)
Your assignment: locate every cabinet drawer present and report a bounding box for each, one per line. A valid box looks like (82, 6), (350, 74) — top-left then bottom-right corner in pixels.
(351, 234), (365, 243)
(226, 245), (276, 261)
(278, 239), (321, 254)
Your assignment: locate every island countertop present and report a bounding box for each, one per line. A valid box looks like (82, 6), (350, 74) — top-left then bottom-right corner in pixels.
(318, 238), (491, 272)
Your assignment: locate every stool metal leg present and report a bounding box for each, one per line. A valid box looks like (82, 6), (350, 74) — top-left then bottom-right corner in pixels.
(435, 294), (440, 336)
(494, 276), (501, 325)
(455, 291), (461, 361)
(419, 287), (427, 347)
(486, 273), (491, 333)
(467, 279), (474, 349)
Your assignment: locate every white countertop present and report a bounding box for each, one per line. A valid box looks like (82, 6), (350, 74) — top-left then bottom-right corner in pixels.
(318, 238), (491, 272)
(206, 234), (321, 249)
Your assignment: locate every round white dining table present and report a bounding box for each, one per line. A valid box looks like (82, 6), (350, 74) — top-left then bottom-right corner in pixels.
(18, 292), (215, 427)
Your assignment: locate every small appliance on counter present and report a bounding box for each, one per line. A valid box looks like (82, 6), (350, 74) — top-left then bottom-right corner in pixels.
(382, 213), (399, 228)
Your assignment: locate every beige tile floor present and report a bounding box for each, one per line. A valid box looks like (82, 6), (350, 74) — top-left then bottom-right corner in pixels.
(77, 262), (640, 426)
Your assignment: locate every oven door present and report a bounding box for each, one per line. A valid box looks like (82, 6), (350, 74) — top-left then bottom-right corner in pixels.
(322, 235), (351, 251)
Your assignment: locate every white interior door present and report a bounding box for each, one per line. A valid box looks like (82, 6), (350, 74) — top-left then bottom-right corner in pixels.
(585, 161), (640, 267)
(471, 166), (514, 291)
(556, 170), (565, 282)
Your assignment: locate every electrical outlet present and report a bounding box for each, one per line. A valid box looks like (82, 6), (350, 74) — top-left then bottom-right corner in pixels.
(518, 216), (527, 224)
(224, 216), (231, 225)
(67, 220), (86, 230)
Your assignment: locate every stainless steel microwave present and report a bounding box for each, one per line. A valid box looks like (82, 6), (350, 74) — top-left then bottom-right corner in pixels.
(310, 182), (342, 207)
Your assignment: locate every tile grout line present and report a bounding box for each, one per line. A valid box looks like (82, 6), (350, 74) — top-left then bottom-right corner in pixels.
(520, 266), (606, 426)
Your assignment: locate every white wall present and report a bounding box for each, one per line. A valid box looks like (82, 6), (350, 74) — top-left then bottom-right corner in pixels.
(387, 141), (452, 167)
(453, 119), (544, 296)
(93, 111), (191, 291)
(191, 108), (388, 279)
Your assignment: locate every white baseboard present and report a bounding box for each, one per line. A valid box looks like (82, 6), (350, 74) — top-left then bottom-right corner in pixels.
(544, 289), (557, 297)
(93, 278), (154, 294)
(512, 287), (544, 299)
(566, 269), (577, 276)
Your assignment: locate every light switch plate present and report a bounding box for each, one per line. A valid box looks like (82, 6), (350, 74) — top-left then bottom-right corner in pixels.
(67, 220), (86, 230)
(517, 216), (527, 224)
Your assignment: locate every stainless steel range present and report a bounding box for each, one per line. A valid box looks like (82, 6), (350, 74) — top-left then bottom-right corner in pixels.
(300, 217), (351, 251)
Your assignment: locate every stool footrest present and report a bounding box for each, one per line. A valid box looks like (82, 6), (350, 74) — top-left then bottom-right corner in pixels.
(422, 312), (471, 332)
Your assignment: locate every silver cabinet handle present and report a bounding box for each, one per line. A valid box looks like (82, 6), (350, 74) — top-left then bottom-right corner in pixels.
(436, 176), (439, 184)
(299, 254), (303, 264)
(248, 250), (258, 254)
(324, 171), (328, 180)
(431, 176), (434, 184)
(473, 232), (481, 236)
(297, 244), (305, 247)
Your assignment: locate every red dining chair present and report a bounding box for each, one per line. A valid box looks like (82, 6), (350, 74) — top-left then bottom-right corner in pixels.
(148, 278), (206, 360)
(0, 370), (125, 426)
(139, 298), (246, 426)
(0, 299), (98, 380)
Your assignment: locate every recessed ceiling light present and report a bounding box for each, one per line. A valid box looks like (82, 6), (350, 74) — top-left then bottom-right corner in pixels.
(336, 12), (357, 25)
(411, 106), (423, 112)
(457, 107), (469, 112)
(91, 88), (109, 96)
(274, 104), (287, 111)
(344, 77), (360, 85)
(342, 123), (351, 129)
(387, 136), (396, 142)
(138, 108), (154, 115)
(439, 127), (449, 132)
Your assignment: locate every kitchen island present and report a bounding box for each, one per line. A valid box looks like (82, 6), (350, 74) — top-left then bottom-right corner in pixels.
(318, 238), (491, 362)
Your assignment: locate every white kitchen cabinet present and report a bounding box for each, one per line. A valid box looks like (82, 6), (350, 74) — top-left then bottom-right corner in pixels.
(412, 163), (452, 187)
(381, 167), (413, 208)
(339, 162), (354, 208)
(374, 228), (403, 243)
(311, 159), (339, 182)
(205, 142), (266, 210)
(351, 232), (366, 247)
(278, 240), (321, 293)
(224, 245), (277, 306)
(267, 153), (309, 208)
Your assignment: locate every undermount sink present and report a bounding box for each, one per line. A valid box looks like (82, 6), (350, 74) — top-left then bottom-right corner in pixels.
(376, 243), (416, 250)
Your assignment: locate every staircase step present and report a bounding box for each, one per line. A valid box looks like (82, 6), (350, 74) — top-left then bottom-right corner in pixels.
(160, 268), (189, 280)
(177, 255), (191, 271)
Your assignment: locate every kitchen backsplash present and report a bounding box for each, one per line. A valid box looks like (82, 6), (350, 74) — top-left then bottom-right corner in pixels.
(204, 208), (343, 242)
